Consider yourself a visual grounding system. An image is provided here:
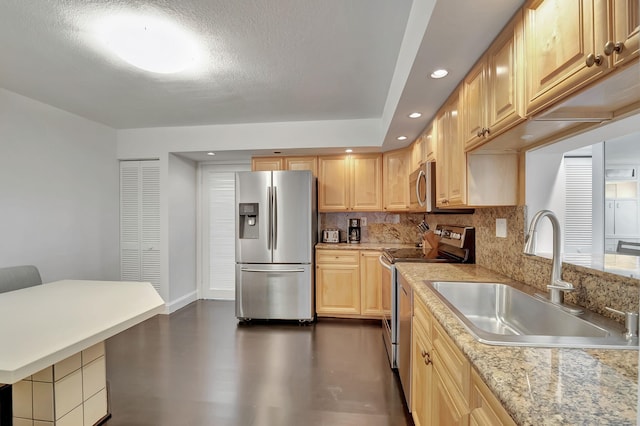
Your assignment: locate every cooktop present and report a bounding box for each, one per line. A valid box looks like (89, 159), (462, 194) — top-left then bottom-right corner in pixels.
(382, 224), (475, 264)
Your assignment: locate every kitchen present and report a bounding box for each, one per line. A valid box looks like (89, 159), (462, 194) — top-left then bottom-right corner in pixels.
(1, 0), (639, 425)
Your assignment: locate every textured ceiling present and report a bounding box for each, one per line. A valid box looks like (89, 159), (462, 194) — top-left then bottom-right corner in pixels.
(0, 0), (525, 149)
(0, 0), (411, 129)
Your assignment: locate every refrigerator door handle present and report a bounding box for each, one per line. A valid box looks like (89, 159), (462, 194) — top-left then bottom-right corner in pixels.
(267, 186), (272, 250)
(273, 186), (278, 250)
(241, 268), (306, 273)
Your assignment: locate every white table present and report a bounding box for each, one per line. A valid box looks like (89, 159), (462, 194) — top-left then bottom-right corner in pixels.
(0, 280), (165, 425)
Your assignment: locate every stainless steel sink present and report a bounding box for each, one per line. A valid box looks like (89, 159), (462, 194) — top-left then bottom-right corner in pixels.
(425, 281), (638, 349)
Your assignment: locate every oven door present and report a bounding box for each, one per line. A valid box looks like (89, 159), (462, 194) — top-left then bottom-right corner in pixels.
(379, 255), (397, 368)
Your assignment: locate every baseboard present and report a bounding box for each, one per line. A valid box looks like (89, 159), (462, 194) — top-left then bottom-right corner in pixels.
(203, 289), (235, 300)
(165, 290), (198, 314)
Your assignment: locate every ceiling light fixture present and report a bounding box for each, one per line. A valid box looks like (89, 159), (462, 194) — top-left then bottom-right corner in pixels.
(397, 136), (408, 141)
(207, 152), (215, 156)
(94, 13), (202, 74)
(345, 149), (353, 153)
(408, 112), (422, 118)
(430, 69), (449, 79)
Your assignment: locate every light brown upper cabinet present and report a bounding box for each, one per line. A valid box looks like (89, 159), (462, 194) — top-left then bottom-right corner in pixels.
(318, 154), (382, 212)
(252, 156), (318, 175)
(436, 88), (467, 208)
(284, 156), (318, 176)
(383, 148), (411, 212)
(251, 157), (284, 171)
(424, 123), (437, 163)
(463, 11), (525, 151)
(411, 136), (425, 171)
(524, 0), (610, 115)
(608, 0), (639, 68)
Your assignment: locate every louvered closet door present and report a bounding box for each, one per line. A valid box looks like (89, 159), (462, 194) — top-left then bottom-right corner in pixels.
(120, 160), (161, 292)
(564, 157), (593, 254)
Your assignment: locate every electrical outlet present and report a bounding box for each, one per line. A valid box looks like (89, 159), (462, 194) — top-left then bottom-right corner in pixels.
(496, 218), (507, 238)
(360, 217), (367, 226)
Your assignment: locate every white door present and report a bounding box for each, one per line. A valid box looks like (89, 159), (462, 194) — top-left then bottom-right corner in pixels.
(200, 163), (250, 299)
(120, 160), (161, 293)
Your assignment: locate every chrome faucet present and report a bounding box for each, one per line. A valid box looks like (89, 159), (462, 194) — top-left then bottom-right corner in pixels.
(523, 209), (582, 314)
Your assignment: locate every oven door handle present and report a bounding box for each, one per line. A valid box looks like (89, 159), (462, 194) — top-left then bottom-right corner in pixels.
(378, 255), (393, 270)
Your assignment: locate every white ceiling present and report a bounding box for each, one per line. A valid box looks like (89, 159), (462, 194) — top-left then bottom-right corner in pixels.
(0, 0), (524, 153)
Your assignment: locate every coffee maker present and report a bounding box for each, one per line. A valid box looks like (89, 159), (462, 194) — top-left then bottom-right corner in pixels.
(348, 218), (361, 243)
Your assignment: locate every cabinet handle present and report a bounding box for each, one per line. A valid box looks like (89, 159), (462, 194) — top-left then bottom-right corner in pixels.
(604, 41), (624, 56)
(483, 127), (490, 136)
(424, 352), (432, 365)
(585, 53), (603, 67)
(421, 349), (427, 358)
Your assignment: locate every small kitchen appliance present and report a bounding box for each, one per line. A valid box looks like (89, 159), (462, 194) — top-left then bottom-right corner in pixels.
(322, 229), (340, 243)
(347, 218), (361, 243)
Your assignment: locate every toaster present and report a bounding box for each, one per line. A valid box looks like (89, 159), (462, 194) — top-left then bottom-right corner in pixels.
(322, 229), (340, 243)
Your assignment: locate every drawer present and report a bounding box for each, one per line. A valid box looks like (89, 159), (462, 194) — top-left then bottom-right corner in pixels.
(413, 295), (432, 342)
(433, 320), (470, 401)
(316, 249), (359, 265)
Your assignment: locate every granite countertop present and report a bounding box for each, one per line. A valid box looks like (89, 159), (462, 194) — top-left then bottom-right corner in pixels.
(315, 242), (416, 250)
(396, 263), (638, 426)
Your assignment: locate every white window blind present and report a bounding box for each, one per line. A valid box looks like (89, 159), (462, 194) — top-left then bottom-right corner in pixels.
(564, 157), (593, 253)
(120, 160), (161, 292)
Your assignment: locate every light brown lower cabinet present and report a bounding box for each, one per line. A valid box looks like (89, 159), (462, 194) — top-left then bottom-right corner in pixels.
(315, 249), (383, 318)
(412, 294), (516, 426)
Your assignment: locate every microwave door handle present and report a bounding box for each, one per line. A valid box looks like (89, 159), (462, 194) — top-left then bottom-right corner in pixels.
(417, 169), (426, 206)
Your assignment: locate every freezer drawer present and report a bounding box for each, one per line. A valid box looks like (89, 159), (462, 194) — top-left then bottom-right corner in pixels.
(235, 264), (314, 321)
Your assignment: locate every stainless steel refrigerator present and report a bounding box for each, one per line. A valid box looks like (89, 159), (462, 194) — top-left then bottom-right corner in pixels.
(235, 170), (317, 321)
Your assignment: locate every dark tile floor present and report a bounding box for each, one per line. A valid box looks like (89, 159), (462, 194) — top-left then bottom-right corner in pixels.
(104, 300), (412, 426)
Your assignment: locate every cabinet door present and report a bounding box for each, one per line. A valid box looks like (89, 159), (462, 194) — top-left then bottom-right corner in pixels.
(462, 58), (487, 150)
(350, 154), (383, 211)
(315, 264), (360, 316)
(435, 111), (450, 205)
(609, 0), (640, 67)
(614, 199), (639, 234)
(251, 157), (283, 171)
(318, 156), (350, 211)
(446, 94), (466, 206)
(432, 368), (469, 426)
(524, 0), (608, 115)
(383, 148), (411, 211)
(424, 124), (437, 163)
(411, 319), (433, 426)
(285, 156), (318, 176)
(487, 12), (525, 141)
(412, 137), (425, 170)
(360, 251), (383, 317)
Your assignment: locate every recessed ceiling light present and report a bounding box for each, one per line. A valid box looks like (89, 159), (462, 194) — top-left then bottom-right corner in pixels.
(93, 13), (202, 74)
(345, 149), (353, 153)
(408, 112), (422, 119)
(207, 152), (215, 156)
(397, 136), (408, 141)
(430, 69), (449, 79)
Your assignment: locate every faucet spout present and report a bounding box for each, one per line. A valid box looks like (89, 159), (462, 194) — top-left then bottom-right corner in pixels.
(523, 210), (581, 313)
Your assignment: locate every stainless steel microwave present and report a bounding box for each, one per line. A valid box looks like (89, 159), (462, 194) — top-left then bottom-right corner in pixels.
(409, 162), (472, 214)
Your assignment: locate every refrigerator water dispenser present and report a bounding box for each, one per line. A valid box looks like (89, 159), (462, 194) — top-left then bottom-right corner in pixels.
(238, 203), (259, 239)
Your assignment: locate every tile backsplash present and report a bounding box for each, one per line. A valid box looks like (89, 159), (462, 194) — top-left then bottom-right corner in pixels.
(321, 206), (640, 323)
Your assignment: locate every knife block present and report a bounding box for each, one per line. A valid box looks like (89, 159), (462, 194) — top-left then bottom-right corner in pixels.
(422, 231), (440, 254)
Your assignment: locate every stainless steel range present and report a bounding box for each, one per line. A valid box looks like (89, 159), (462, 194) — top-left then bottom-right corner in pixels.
(378, 224), (475, 407)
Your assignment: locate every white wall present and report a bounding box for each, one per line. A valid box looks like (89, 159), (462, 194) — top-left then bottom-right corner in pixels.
(116, 118), (381, 159)
(0, 88), (119, 282)
(167, 154), (197, 312)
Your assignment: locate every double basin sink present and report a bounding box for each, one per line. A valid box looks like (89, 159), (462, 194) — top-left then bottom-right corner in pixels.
(425, 281), (638, 349)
